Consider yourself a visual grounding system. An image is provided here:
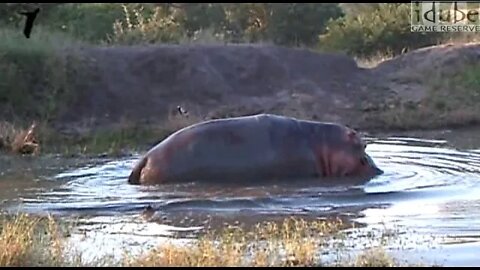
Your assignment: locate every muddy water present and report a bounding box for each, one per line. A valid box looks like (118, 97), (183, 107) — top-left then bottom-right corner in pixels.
(1, 128), (480, 266)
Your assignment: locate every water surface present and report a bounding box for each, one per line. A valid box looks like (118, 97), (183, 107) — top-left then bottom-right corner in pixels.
(1, 128), (480, 266)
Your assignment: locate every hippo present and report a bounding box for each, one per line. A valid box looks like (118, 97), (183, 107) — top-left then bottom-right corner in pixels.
(128, 114), (383, 185)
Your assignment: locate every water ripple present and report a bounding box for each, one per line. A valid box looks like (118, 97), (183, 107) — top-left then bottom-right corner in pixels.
(1, 136), (477, 239)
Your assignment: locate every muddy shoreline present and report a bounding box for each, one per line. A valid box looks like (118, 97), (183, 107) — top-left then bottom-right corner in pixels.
(40, 121), (480, 157)
(4, 118), (480, 158)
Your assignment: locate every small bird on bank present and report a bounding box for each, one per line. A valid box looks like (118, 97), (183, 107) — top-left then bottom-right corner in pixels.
(177, 105), (189, 117)
(18, 7), (40, 39)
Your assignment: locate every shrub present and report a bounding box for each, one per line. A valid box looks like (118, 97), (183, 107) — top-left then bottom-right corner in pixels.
(319, 3), (444, 57)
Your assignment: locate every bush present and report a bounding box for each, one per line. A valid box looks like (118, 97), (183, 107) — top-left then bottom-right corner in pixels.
(39, 4), (126, 43)
(267, 3), (343, 47)
(107, 3), (344, 46)
(319, 3), (444, 57)
(177, 3), (228, 38)
(108, 4), (185, 45)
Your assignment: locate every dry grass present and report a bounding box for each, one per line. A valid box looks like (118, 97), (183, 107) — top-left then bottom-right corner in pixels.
(0, 121), (39, 155)
(0, 214), (426, 267)
(123, 217), (416, 267)
(124, 217), (344, 267)
(0, 213), (66, 267)
(0, 108), (205, 157)
(352, 247), (398, 267)
(355, 51), (394, 69)
(108, 4), (184, 45)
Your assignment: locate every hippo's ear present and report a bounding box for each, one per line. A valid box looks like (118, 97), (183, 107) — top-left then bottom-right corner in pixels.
(345, 129), (360, 143)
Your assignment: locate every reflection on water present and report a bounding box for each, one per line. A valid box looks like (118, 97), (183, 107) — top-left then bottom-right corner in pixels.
(1, 132), (480, 266)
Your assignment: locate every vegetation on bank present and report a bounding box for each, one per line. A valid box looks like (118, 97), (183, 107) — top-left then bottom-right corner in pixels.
(0, 213), (425, 267)
(1, 3), (469, 54)
(0, 114), (202, 156)
(361, 50), (480, 131)
(0, 214), (67, 266)
(1, 3), (480, 155)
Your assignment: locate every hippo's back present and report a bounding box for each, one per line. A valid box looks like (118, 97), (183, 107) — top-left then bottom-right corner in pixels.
(161, 114), (318, 182)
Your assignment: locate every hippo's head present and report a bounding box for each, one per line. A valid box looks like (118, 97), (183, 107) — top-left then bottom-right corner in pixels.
(354, 152), (384, 177)
(299, 120), (384, 179)
(329, 147), (383, 179)
(328, 126), (384, 179)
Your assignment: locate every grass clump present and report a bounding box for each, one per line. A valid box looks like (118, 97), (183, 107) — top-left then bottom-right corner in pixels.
(0, 213), (68, 267)
(352, 247), (398, 267)
(108, 4), (185, 45)
(0, 121), (39, 155)
(124, 217), (344, 267)
(0, 214), (431, 267)
(0, 109), (205, 157)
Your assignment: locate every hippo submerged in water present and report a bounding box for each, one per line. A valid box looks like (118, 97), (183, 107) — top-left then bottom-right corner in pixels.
(128, 114), (383, 186)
